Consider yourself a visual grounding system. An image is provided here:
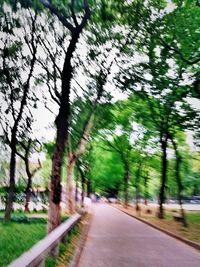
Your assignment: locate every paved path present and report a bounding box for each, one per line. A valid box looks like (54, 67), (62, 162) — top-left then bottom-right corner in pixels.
(78, 204), (200, 267)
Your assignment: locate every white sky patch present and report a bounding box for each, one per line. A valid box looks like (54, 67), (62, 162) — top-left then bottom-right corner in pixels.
(166, 69), (176, 79)
(154, 46), (161, 57)
(144, 73), (153, 81)
(114, 125), (123, 136)
(165, 0), (177, 13)
(186, 130), (197, 151)
(166, 58), (175, 67)
(186, 97), (200, 110)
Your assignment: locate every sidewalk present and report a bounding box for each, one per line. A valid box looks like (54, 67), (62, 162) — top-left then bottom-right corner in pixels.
(78, 204), (200, 267)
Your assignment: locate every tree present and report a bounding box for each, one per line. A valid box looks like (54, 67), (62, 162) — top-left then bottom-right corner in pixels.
(16, 138), (42, 212)
(116, 18), (199, 216)
(0, 6), (39, 221)
(105, 133), (132, 208)
(34, 0), (91, 232)
(87, 141), (124, 198)
(169, 132), (187, 226)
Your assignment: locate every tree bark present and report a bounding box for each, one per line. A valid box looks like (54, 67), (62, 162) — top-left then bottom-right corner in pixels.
(123, 164), (129, 209)
(24, 153), (33, 212)
(170, 135), (187, 227)
(75, 178), (79, 203)
(47, 30), (82, 232)
(158, 135), (168, 219)
(87, 178), (91, 197)
(47, 124), (66, 233)
(66, 153), (76, 214)
(144, 172), (149, 206)
(66, 113), (94, 214)
(77, 163), (86, 207)
(135, 161), (142, 213)
(24, 188), (31, 212)
(15, 139), (42, 212)
(4, 142), (16, 221)
(24, 163), (32, 213)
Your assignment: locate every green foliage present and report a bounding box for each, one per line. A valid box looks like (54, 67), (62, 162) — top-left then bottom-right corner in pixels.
(88, 143), (124, 196)
(0, 219), (46, 267)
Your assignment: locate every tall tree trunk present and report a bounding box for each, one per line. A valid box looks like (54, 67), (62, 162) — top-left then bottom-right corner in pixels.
(4, 145), (16, 221)
(77, 164), (86, 207)
(24, 175), (33, 213)
(24, 188), (31, 212)
(87, 178), (91, 197)
(144, 172), (149, 206)
(48, 126), (66, 233)
(135, 161), (142, 213)
(48, 32), (81, 233)
(66, 114), (94, 214)
(66, 153), (76, 214)
(15, 140), (42, 213)
(124, 164), (129, 209)
(75, 178), (79, 203)
(24, 157), (32, 212)
(135, 183), (140, 211)
(36, 3), (91, 230)
(158, 135), (168, 219)
(170, 135), (187, 227)
(81, 173), (85, 207)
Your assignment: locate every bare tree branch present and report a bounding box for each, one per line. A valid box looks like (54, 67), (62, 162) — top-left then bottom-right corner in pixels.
(39, 0), (75, 32)
(71, 0), (79, 27)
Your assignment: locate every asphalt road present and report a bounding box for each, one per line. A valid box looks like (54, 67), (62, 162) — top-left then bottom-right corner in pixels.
(78, 204), (200, 267)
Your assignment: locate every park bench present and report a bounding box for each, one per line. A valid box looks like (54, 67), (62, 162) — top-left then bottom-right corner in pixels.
(173, 213), (184, 222)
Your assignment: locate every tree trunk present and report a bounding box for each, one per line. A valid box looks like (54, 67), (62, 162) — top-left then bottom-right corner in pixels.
(66, 113), (94, 213)
(81, 173), (85, 207)
(158, 136), (168, 219)
(24, 157), (32, 212)
(24, 188), (31, 212)
(87, 178), (91, 197)
(170, 136), (187, 227)
(66, 153), (76, 214)
(144, 172), (149, 206)
(124, 164), (129, 209)
(48, 32), (81, 233)
(78, 164), (86, 207)
(124, 174), (128, 208)
(135, 161), (142, 214)
(47, 127), (65, 233)
(75, 178), (79, 203)
(4, 147), (16, 221)
(135, 184), (140, 211)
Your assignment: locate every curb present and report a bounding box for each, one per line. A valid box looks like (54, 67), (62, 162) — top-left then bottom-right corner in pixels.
(113, 205), (200, 252)
(69, 210), (93, 267)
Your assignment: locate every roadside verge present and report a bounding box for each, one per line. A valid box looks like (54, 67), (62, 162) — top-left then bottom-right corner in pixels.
(69, 208), (94, 267)
(112, 205), (200, 252)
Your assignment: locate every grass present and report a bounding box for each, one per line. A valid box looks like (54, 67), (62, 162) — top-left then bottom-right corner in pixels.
(0, 211), (70, 267)
(45, 224), (81, 267)
(0, 219), (46, 267)
(114, 204), (200, 244)
(46, 213), (90, 267)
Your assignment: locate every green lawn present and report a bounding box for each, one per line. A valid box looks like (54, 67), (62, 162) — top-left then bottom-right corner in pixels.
(0, 218), (46, 267)
(0, 211), (71, 267)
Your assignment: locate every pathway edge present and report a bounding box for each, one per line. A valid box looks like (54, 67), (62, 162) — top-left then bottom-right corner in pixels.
(112, 205), (200, 252)
(69, 207), (94, 267)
